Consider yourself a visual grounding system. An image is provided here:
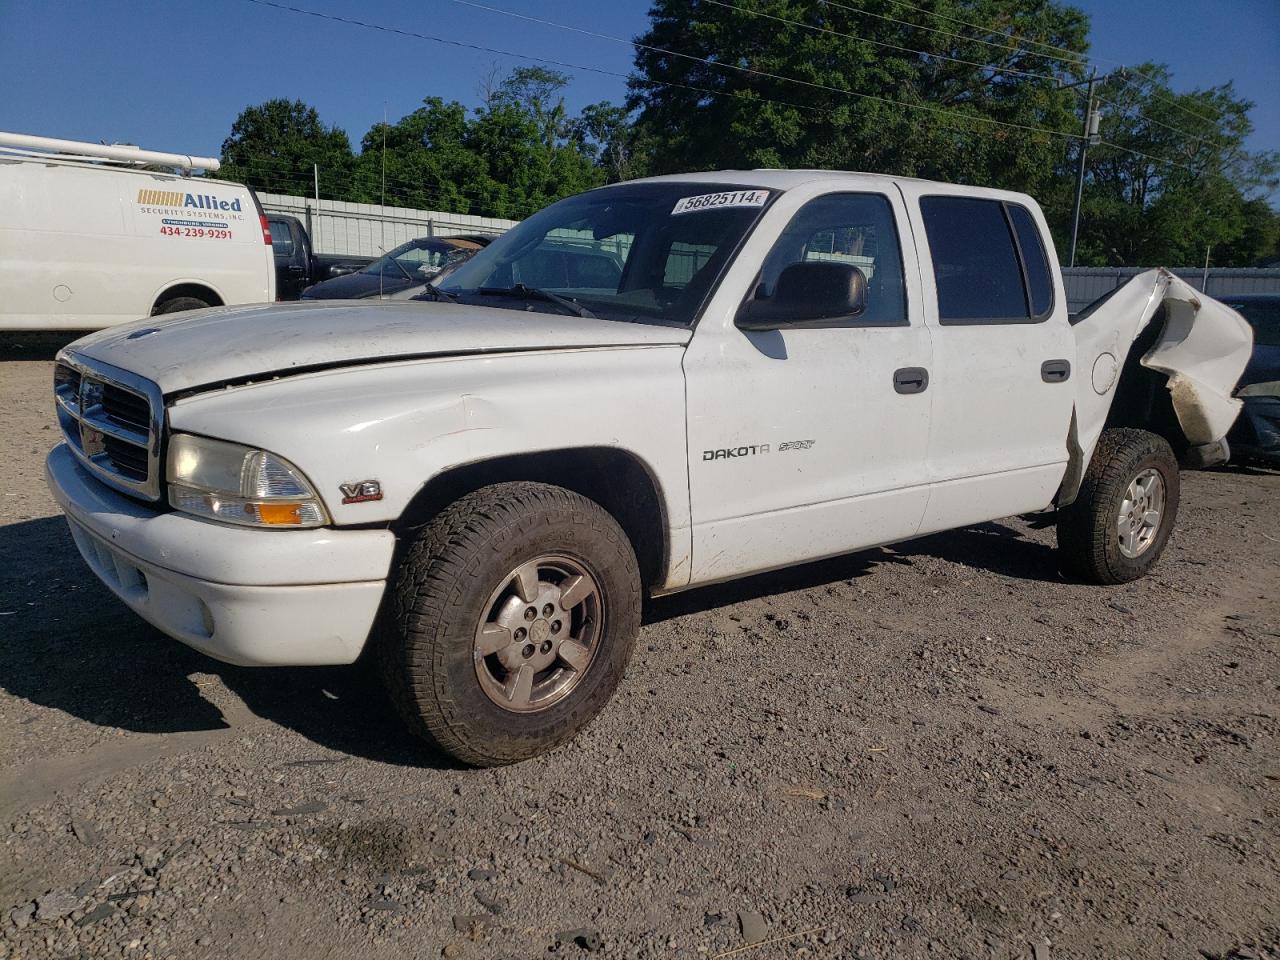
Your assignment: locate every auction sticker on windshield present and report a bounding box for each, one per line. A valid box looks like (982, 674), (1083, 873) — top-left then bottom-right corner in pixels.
(671, 190), (769, 215)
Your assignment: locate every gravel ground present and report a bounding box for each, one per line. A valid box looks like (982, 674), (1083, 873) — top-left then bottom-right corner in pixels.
(1, 344), (1278, 960)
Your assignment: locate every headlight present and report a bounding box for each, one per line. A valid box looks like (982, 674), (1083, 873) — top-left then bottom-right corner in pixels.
(166, 434), (329, 528)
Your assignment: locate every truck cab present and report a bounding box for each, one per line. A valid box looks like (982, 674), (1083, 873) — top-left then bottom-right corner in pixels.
(44, 170), (1252, 766)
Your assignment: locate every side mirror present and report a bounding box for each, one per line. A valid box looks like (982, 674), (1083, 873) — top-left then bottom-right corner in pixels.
(326, 263), (358, 279)
(736, 261), (867, 331)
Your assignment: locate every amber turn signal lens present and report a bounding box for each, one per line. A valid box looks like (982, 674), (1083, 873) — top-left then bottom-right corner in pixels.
(255, 502), (304, 525)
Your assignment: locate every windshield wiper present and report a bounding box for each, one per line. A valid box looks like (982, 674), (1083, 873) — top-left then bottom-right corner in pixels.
(414, 283), (459, 303)
(476, 284), (597, 319)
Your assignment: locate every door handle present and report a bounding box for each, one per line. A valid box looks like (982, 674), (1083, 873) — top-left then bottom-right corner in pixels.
(893, 367), (929, 395)
(1041, 359), (1072, 383)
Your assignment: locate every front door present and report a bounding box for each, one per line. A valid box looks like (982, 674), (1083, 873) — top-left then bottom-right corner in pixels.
(682, 187), (934, 585)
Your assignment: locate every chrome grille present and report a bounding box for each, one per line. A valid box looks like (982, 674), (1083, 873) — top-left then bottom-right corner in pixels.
(55, 354), (164, 501)
(102, 384), (151, 434)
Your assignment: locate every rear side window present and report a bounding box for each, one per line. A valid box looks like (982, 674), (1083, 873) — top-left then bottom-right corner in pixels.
(920, 196), (1053, 324)
(267, 220), (294, 255)
(1007, 205), (1053, 316)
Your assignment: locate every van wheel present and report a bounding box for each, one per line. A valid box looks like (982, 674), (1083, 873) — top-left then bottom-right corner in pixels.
(153, 296), (209, 315)
(1057, 428), (1180, 584)
(377, 482), (642, 766)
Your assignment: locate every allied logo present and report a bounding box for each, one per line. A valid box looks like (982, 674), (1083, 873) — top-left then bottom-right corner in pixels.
(339, 480), (383, 504)
(136, 189), (242, 211)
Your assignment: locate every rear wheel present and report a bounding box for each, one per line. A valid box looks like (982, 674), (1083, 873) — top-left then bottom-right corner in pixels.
(1057, 428), (1180, 584)
(153, 296), (211, 315)
(377, 482), (641, 766)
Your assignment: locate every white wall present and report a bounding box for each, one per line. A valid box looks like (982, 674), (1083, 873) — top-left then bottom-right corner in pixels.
(258, 193), (518, 257)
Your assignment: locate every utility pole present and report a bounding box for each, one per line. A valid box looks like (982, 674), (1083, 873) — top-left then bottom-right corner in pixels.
(1067, 67), (1100, 268)
(313, 163), (320, 201)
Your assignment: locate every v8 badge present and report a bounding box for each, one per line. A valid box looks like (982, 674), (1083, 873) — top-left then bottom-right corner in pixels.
(339, 480), (383, 505)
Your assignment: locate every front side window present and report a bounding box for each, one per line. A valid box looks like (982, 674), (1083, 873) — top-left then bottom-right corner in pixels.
(438, 182), (774, 326)
(921, 196), (1045, 323)
(751, 192), (908, 326)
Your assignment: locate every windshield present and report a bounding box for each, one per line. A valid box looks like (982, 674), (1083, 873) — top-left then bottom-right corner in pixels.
(1227, 299), (1280, 347)
(436, 182), (775, 325)
(362, 237), (482, 279)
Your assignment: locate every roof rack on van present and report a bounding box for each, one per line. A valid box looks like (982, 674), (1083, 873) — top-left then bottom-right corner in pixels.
(0, 131), (220, 173)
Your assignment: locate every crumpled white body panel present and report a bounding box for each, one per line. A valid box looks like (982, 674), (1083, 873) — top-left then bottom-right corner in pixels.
(1072, 268), (1253, 461)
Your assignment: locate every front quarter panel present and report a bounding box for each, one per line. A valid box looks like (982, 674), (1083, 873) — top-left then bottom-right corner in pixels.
(167, 346), (692, 581)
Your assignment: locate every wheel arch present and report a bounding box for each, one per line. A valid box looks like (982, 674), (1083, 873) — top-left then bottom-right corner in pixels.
(393, 447), (671, 592)
(1061, 304), (1201, 506)
(151, 282), (224, 314)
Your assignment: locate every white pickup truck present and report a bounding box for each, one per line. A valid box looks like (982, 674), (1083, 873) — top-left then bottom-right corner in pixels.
(45, 170), (1252, 765)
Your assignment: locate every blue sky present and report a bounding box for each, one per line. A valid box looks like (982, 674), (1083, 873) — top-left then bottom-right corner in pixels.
(1, 0), (1276, 198)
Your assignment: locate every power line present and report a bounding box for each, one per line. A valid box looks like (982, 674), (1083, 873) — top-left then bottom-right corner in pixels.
(427, 0), (1080, 139)
(435, 0), (1214, 172)
(817, 0), (1221, 130)
(813, 0), (1090, 69)
(701, 0), (1068, 86)
(704, 0), (1216, 147)
(242, 0), (1205, 175)
(222, 154), (565, 217)
(1113, 72), (1220, 129)
(1096, 140), (1202, 175)
(1090, 89), (1217, 147)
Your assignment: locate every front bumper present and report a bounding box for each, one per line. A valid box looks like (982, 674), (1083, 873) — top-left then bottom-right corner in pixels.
(45, 443), (396, 666)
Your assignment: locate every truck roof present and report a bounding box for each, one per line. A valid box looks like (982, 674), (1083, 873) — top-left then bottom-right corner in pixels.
(619, 168), (1035, 203)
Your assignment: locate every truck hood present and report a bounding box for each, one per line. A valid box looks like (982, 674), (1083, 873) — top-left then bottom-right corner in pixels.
(67, 300), (692, 395)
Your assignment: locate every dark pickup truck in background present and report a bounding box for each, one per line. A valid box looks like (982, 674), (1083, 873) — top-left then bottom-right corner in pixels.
(266, 214), (374, 301)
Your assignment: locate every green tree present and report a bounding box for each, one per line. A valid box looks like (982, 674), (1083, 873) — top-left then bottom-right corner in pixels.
(218, 99), (355, 197)
(627, 0), (1089, 200)
(627, 3), (1278, 266)
(573, 102), (647, 182)
(464, 68), (604, 217)
(343, 69), (606, 219)
(1066, 66), (1279, 265)
(350, 98), (486, 212)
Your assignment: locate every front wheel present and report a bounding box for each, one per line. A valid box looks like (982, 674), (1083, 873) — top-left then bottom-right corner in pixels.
(1057, 428), (1180, 584)
(377, 482), (641, 766)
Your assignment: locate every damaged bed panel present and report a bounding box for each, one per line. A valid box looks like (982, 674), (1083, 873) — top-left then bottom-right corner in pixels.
(1070, 268), (1253, 471)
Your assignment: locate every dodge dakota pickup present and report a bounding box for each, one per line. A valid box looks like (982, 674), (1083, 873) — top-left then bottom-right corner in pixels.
(45, 170), (1253, 765)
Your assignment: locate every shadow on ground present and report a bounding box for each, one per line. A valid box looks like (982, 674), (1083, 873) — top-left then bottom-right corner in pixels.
(0, 516), (450, 769)
(0, 333), (90, 362)
(645, 519), (1065, 624)
(2, 513), (1063, 766)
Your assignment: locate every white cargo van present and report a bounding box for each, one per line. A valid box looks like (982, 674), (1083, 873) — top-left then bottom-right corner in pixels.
(0, 132), (275, 330)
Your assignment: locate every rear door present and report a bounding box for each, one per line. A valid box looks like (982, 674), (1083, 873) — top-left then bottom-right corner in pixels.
(896, 185), (1075, 532)
(268, 217), (309, 300)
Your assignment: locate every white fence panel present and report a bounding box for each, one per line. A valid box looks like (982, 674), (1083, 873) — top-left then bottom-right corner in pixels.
(257, 193), (518, 257)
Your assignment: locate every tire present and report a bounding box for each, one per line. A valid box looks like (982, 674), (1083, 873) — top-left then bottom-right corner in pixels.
(377, 481), (642, 766)
(1057, 428), (1180, 584)
(153, 296), (210, 315)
